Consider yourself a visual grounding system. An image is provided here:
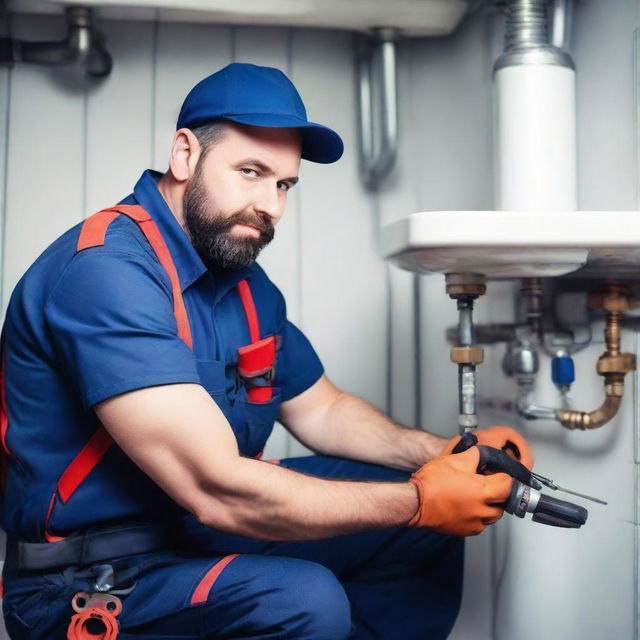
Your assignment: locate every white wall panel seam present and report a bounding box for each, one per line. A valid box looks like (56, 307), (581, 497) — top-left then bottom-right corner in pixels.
(634, 329), (639, 640)
(150, 18), (160, 168)
(81, 81), (88, 216)
(0, 69), (11, 313)
(230, 24), (237, 62)
(408, 38), (422, 429)
(286, 27), (303, 329)
(0, 11), (11, 314)
(635, 28), (640, 210)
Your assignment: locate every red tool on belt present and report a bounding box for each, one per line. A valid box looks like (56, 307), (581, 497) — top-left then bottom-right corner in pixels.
(67, 592), (122, 640)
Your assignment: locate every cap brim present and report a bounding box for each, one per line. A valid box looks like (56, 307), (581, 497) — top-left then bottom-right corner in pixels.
(224, 114), (344, 164)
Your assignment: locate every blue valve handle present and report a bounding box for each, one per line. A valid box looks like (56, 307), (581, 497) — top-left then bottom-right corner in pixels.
(552, 355), (575, 386)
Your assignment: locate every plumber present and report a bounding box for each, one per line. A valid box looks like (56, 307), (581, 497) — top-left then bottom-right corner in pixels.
(0, 63), (533, 640)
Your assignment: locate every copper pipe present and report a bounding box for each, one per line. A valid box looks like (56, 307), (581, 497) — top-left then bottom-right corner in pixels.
(605, 311), (621, 356)
(557, 287), (635, 430)
(556, 390), (622, 430)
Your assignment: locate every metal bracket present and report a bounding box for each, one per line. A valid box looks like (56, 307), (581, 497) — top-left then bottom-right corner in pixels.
(356, 28), (399, 191)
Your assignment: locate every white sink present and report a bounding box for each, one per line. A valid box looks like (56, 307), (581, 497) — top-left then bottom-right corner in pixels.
(13, 0), (469, 35)
(383, 210), (640, 279)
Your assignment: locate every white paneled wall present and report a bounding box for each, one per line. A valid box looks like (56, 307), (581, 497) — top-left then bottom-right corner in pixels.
(1, 2), (640, 639)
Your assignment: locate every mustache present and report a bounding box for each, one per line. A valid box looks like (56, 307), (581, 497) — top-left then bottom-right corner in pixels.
(221, 211), (274, 237)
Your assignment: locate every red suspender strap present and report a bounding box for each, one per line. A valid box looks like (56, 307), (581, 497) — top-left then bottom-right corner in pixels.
(43, 205), (193, 541)
(237, 280), (260, 343)
(119, 206), (193, 351)
(76, 209), (120, 250)
(0, 349), (12, 491)
(0, 351), (11, 458)
(56, 427), (115, 504)
(77, 205), (193, 350)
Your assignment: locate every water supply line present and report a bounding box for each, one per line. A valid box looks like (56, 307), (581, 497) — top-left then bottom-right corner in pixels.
(501, 279), (557, 420)
(501, 285), (637, 429)
(356, 28), (399, 190)
(446, 273), (486, 434)
(0, 6), (112, 79)
(557, 286), (637, 430)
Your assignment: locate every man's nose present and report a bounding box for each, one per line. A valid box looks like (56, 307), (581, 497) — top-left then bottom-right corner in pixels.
(254, 182), (283, 221)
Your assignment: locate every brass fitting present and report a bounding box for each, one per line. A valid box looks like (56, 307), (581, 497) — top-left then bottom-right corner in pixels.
(445, 273), (486, 299)
(604, 379), (625, 397)
(587, 285), (632, 313)
(450, 346), (484, 365)
(596, 353), (636, 375)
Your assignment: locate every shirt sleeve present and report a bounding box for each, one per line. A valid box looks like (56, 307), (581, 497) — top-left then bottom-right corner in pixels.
(44, 248), (200, 409)
(277, 318), (325, 401)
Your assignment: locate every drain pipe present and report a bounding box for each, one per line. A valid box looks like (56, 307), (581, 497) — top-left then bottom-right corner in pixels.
(356, 28), (399, 190)
(0, 6), (112, 79)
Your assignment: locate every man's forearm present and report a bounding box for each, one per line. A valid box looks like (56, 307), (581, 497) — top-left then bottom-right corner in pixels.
(294, 390), (448, 472)
(196, 456), (419, 540)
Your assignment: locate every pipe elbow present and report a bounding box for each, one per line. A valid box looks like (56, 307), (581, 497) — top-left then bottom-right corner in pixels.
(557, 393), (622, 430)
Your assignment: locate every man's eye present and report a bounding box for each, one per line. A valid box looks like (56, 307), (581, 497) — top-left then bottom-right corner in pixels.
(240, 168), (259, 178)
(277, 182), (292, 192)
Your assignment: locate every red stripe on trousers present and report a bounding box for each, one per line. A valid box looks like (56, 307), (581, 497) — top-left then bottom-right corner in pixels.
(191, 554), (241, 605)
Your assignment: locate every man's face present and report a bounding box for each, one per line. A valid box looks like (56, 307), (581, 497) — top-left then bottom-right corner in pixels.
(183, 123), (301, 270)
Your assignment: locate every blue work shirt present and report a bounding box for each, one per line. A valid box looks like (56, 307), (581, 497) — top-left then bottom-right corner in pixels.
(1, 170), (323, 541)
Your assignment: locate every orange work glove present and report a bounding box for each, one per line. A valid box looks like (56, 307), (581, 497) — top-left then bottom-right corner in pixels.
(443, 425), (534, 470)
(408, 447), (512, 536)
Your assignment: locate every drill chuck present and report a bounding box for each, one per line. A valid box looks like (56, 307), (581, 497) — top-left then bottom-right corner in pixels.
(506, 481), (588, 528)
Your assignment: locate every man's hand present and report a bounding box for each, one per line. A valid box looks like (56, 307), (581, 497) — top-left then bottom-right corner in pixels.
(442, 425), (534, 470)
(407, 447), (512, 536)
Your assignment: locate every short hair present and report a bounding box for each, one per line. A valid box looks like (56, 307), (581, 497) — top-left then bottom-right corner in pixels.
(190, 120), (228, 155)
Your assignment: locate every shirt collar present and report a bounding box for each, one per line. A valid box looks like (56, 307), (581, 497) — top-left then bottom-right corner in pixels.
(126, 170), (255, 294)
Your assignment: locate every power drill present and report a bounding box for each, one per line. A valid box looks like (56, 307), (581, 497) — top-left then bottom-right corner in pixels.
(452, 432), (604, 528)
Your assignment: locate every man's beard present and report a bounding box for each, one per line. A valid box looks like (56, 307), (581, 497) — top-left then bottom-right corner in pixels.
(183, 168), (275, 271)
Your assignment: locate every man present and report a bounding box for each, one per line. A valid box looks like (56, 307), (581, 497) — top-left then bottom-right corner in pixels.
(0, 63), (532, 639)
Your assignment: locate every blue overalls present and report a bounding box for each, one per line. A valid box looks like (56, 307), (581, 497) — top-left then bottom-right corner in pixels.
(0, 170), (463, 639)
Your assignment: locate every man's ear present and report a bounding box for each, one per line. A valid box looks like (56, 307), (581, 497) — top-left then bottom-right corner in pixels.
(169, 128), (202, 182)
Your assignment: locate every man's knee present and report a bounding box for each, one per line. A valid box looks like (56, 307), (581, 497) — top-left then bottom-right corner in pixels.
(261, 561), (352, 640)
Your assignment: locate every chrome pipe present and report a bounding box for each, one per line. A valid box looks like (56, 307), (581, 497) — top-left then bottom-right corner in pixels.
(357, 29), (399, 190)
(1, 7), (112, 79)
(550, 0), (574, 52)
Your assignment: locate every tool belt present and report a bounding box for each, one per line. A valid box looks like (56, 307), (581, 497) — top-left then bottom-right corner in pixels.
(5, 522), (177, 571)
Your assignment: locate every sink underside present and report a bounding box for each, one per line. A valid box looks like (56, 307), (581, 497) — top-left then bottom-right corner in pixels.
(383, 210), (640, 280)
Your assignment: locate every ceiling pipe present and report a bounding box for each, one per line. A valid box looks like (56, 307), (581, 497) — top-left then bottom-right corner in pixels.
(0, 6), (112, 79)
(356, 28), (399, 191)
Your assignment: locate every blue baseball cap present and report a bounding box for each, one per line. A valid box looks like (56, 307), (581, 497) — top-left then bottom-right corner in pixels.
(176, 63), (344, 164)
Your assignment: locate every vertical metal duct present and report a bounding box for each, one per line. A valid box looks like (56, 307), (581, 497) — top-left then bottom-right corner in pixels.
(357, 28), (399, 191)
(494, 0), (577, 212)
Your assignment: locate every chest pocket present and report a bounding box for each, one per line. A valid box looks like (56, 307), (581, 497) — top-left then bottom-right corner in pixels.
(195, 359), (280, 457)
(237, 389), (281, 457)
